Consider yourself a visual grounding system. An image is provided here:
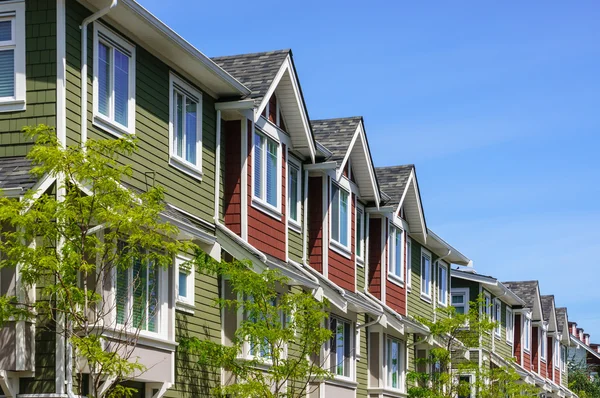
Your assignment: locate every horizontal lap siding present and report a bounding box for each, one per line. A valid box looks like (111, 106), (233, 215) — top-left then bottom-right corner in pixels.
(406, 239), (434, 321)
(287, 160), (304, 263)
(367, 218), (381, 300)
(532, 327), (539, 373)
(494, 300), (513, 360)
(386, 280), (406, 315)
(246, 128), (286, 261)
(515, 314), (523, 364)
(328, 193), (355, 291)
(523, 351), (532, 371)
(356, 313), (367, 398)
(308, 176), (323, 273)
(223, 120), (241, 235)
(0, 0), (56, 158)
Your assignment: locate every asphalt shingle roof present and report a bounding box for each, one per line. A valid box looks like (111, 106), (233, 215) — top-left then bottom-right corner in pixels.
(311, 117), (362, 163)
(375, 165), (414, 208)
(211, 50), (290, 103)
(0, 157), (37, 190)
(503, 281), (538, 309)
(541, 295), (555, 323)
(556, 307), (568, 334)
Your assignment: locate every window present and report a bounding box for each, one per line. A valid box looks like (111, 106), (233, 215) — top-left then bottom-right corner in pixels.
(561, 345), (566, 371)
(115, 251), (161, 334)
(554, 338), (560, 368)
(288, 160), (301, 226)
(541, 329), (547, 360)
(524, 317), (531, 351)
(253, 131), (280, 210)
(406, 238), (412, 288)
(246, 296), (277, 359)
(389, 226), (404, 281)
(483, 293), (492, 321)
(175, 255), (194, 309)
(506, 308), (514, 344)
(494, 299), (502, 337)
(330, 183), (350, 249)
(93, 23), (136, 137)
(330, 317), (352, 378)
(386, 337), (405, 391)
(437, 262), (448, 306)
(356, 205), (365, 262)
(451, 289), (469, 315)
(420, 250), (432, 300)
(169, 74), (202, 178)
(0, 1), (25, 112)
(458, 375), (472, 398)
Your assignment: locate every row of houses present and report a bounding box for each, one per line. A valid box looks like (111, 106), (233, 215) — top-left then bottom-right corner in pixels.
(0, 0), (594, 397)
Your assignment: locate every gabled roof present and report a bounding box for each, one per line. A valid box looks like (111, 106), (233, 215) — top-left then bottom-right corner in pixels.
(541, 295), (558, 332)
(312, 117), (381, 204)
(0, 157), (37, 190)
(375, 165), (427, 242)
(451, 269), (525, 306)
(556, 307), (568, 335)
(503, 281), (543, 320)
(427, 230), (471, 267)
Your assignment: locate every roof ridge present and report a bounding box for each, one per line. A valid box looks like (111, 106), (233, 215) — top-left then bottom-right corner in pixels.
(311, 116), (363, 123)
(211, 49), (290, 60)
(375, 164), (415, 170)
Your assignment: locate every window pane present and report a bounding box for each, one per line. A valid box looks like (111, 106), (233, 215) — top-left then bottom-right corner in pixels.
(455, 306), (465, 314)
(147, 262), (158, 333)
(266, 139), (278, 206)
(113, 48), (129, 127)
(343, 321), (351, 377)
(175, 93), (183, 157)
(254, 133), (263, 197)
(132, 256), (147, 329)
(185, 98), (197, 164)
(178, 271), (188, 298)
(98, 43), (110, 117)
(339, 190), (348, 246)
(331, 185), (339, 242)
(356, 209), (363, 257)
(452, 294), (464, 304)
(0, 49), (14, 98)
(116, 266), (128, 325)
(289, 166), (298, 221)
(0, 20), (11, 41)
(336, 322), (344, 375)
(395, 229), (402, 277)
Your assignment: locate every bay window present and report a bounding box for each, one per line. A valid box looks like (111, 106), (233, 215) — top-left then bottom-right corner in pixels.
(93, 23), (136, 136)
(0, 1), (25, 112)
(420, 249), (432, 300)
(330, 183), (350, 249)
(253, 131), (280, 210)
(330, 316), (352, 378)
(437, 262), (448, 306)
(288, 160), (301, 226)
(386, 337), (405, 391)
(389, 226), (404, 281)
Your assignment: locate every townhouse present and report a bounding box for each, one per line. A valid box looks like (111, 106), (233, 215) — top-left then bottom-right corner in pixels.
(0, 1), (586, 398)
(567, 319), (600, 380)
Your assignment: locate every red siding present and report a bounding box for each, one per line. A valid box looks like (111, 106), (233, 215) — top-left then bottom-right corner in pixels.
(554, 368), (560, 383)
(223, 120), (242, 235)
(385, 222), (407, 315)
(246, 125), (286, 261)
(523, 351), (532, 371)
(308, 177), (323, 273)
(328, 193), (355, 291)
(514, 314), (522, 364)
(268, 94), (277, 124)
(547, 336), (554, 381)
(532, 327), (539, 373)
(368, 218), (382, 300)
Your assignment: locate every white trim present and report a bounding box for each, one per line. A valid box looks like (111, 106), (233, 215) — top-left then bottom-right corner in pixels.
(355, 203), (365, 265)
(56, 0), (66, 146)
(451, 288), (470, 317)
(287, 155), (302, 229)
(483, 292), (492, 322)
(506, 307), (514, 344)
(174, 254), (195, 310)
(241, 118), (249, 240)
(92, 22), (136, 137)
(541, 328), (547, 361)
(494, 298), (502, 337)
(168, 72), (203, 180)
(406, 236), (412, 290)
(384, 335), (406, 393)
(0, 1), (25, 112)
(388, 223), (404, 282)
(437, 261), (448, 307)
(523, 316), (531, 352)
(251, 129), (282, 214)
(329, 181), (351, 251)
(329, 315), (355, 382)
(420, 248), (432, 301)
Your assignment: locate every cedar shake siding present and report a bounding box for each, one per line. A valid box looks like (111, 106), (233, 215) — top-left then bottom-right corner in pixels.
(515, 314), (522, 364)
(246, 127), (287, 261)
(308, 176), (323, 273)
(223, 120), (242, 235)
(328, 193), (356, 291)
(368, 218), (382, 300)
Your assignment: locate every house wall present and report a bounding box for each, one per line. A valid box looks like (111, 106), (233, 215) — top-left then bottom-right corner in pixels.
(532, 326), (539, 373)
(223, 119), (242, 235)
(384, 220), (407, 315)
(327, 188), (356, 291)
(515, 314), (522, 364)
(406, 238), (436, 322)
(368, 217), (382, 300)
(308, 176), (323, 273)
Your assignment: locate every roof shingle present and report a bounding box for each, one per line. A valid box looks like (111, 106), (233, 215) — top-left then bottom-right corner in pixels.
(540, 295), (555, 323)
(0, 157), (37, 191)
(556, 307), (568, 334)
(311, 117), (362, 163)
(503, 281), (538, 309)
(375, 165), (414, 208)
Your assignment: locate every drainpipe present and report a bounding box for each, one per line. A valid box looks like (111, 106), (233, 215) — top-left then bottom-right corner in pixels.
(80, 0), (118, 148)
(356, 313), (383, 330)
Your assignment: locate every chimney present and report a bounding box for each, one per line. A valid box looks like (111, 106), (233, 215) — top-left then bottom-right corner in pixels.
(570, 322), (577, 335)
(578, 328), (584, 341)
(585, 334), (590, 345)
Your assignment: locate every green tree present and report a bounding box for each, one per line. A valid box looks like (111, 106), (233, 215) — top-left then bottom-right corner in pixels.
(181, 254), (333, 398)
(568, 360), (600, 398)
(0, 125), (188, 398)
(408, 296), (539, 398)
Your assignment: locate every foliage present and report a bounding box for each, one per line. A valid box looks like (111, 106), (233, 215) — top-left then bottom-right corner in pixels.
(0, 125), (189, 397)
(407, 295), (538, 398)
(181, 252), (333, 398)
(568, 360), (600, 398)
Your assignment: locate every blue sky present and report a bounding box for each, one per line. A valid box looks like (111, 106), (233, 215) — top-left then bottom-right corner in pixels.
(139, 1), (600, 336)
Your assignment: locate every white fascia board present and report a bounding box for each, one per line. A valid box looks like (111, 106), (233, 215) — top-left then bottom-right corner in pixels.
(304, 161), (337, 171)
(215, 99), (255, 111)
(427, 229), (471, 266)
(570, 335), (600, 360)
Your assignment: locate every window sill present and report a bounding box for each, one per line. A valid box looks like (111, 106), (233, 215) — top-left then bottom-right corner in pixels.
(506, 340), (514, 346)
(103, 327), (176, 352)
(329, 239), (351, 259)
(175, 301), (195, 315)
(388, 273), (405, 288)
(420, 294), (432, 304)
(368, 387), (407, 397)
(494, 332), (502, 339)
(93, 114), (134, 139)
(169, 156), (203, 181)
(288, 219), (302, 233)
(356, 258), (365, 268)
(437, 301), (448, 308)
(251, 197), (282, 221)
(0, 99), (25, 113)
(327, 377), (358, 389)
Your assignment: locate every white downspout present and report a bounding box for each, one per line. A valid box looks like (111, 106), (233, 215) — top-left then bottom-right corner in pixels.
(80, 0), (118, 148)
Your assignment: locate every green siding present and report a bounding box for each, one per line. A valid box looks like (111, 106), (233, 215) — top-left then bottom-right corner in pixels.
(0, 0), (57, 158)
(406, 239), (436, 322)
(287, 164), (305, 264)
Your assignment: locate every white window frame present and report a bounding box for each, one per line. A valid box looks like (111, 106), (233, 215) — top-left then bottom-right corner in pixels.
(175, 254), (194, 312)
(0, 1), (25, 112)
(386, 336), (405, 392)
(437, 261), (448, 307)
(554, 338), (560, 369)
(287, 156), (302, 230)
(329, 182), (351, 253)
(355, 203), (365, 265)
(420, 248), (432, 302)
(406, 237), (412, 289)
(506, 308), (514, 344)
(494, 298), (502, 337)
(541, 329), (547, 361)
(483, 292), (492, 322)
(524, 316), (531, 352)
(251, 130), (282, 217)
(451, 288), (470, 317)
(560, 344), (566, 372)
(168, 73), (203, 180)
(388, 224), (404, 284)
(330, 316), (354, 381)
(92, 23), (136, 137)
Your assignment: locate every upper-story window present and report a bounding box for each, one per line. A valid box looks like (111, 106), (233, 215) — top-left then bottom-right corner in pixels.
(169, 73), (203, 178)
(420, 249), (432, 301)
(330, 316), (352, 379)
(93, 23), (136, 137)
(386, 336), (405, 391)
(389, 226), (404, 282)
(541, 329), (547, 360)
(560, 345), (566, 371)
(437, 262), (448, 306)
(494, 299), (502, 337)
(175, 254), (194, 310)
(506, 308), (514, 344)
(406, 237), (412, 288)
(554, 338), (560, 368)
(288, 158), (301, 228)
(452, 288), (469, 315)
(0, 1), (25, 112)
(524, 317), (531, 352)
(330, 183), (350, 249)
(253, 131), (280, 211)
(483, 292), (492, 321)
(356, 204), (365, 263)
(246, 296), (278, 359)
